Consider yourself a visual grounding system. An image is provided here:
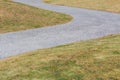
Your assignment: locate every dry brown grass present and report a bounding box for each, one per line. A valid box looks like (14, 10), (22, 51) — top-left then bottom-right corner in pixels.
(0, 34), (120, 80)
(0, 0), (120, 80)
(0, 0), (72, 33)
(44, 0), (120, 13)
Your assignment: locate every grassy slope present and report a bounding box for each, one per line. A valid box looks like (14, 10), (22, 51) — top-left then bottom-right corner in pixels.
(0, 34), (120, 80)
(0, 0), (72, 33)
(44, 0), (120, 13)
(0, 0), (120, 80)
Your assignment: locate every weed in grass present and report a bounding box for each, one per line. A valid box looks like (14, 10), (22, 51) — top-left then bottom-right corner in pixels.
(112, 51), (120, 55)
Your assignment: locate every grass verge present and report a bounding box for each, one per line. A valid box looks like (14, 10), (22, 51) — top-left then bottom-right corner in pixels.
(0, 0), (120, 80)
(0, 34), (120, 80)
(44, 0), (120, 13)
(0, 0), (72, 33)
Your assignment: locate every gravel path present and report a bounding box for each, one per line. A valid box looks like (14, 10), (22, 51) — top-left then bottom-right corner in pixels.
(0, 0), (120, 59)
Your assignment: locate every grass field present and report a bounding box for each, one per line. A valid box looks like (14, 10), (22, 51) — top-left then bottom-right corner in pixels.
(0, 0), (120, 80)
(0, 34), (120, 80)
(0, 0), (72, 33)
(44, 0), (120, 13)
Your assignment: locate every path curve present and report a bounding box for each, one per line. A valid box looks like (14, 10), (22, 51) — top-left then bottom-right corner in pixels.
(0, 0), (120, 59)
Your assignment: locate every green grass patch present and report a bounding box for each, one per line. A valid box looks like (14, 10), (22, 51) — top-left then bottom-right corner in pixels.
(112, 51), (120, 55)
(0, 34), (120, 80)
(0, 0), (72, 33)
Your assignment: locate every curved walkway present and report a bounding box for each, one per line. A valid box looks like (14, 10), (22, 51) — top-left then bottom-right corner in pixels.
(0, 0), (120, 59)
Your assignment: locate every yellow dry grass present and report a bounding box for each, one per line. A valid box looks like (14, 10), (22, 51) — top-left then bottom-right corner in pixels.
(44, 0), (120, 13)
(0, 0), (72, 33)
(0, 34), (120, 80)
(0, 0), (120, 80)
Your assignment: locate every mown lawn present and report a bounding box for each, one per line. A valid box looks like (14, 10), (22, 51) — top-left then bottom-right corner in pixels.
(44, 0), (120, 13)
(0, 0), (120, 80)
(0, 34), (120, 80)
(0, 0), (72, 33)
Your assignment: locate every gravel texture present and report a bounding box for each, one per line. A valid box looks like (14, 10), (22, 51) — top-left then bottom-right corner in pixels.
(0, 0), (120, 59)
